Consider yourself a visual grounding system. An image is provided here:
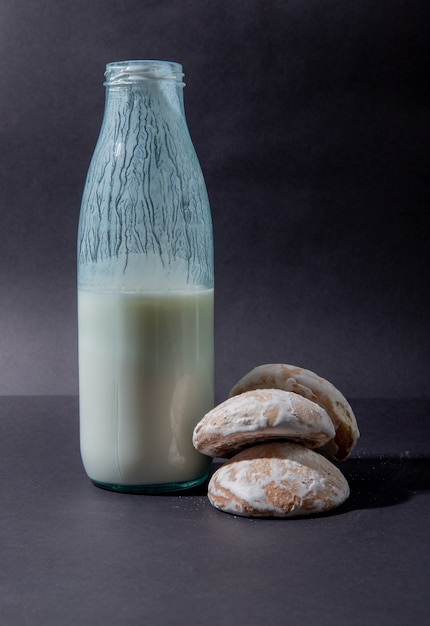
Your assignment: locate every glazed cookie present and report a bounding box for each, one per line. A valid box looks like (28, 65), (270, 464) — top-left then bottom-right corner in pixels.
(229, 364), (359, 461)
(192, 388), (335, 458)
(208, 442), (350, 518)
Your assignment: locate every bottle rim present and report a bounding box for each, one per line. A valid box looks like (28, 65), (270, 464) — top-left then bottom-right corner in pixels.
(104, 60), (185, 86)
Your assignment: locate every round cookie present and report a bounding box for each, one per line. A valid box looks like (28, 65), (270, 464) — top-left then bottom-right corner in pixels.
(229, 363), (359, 461)
(192, 388), (335, 458)
(208, 442), (350, 518)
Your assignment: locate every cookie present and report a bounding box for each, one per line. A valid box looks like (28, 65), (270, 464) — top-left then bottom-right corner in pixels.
(229, 363), (359, 461)
(207, 442), (350, 517)
(192, 388), (335, 458)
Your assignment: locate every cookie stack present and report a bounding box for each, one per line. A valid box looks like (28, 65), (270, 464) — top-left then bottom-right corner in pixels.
(192, 363), (359, 518)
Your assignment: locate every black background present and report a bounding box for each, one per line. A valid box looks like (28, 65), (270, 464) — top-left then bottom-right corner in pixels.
(1, 0), (429, 399)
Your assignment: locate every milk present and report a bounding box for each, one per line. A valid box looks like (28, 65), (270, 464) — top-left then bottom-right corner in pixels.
(78, 288), (214, 490)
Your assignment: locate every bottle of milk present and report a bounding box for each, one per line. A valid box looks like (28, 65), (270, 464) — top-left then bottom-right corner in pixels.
(77, 60), (214, 493)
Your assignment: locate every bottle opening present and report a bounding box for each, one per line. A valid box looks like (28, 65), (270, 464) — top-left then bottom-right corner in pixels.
(104, 60), (184, 86)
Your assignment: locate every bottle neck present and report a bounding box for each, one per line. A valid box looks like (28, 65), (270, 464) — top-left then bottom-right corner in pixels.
(104, 60), (184, 86)
(103, 60), (186, 120)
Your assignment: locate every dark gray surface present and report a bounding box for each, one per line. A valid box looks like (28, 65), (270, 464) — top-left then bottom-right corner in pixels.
(0, 396), (429, 625)
(1, 0), (429, 397)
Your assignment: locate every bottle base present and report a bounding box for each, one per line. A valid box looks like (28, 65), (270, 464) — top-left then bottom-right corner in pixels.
(90, 472), (209, 494)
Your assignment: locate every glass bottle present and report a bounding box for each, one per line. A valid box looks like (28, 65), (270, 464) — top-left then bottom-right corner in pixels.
(77, 60), (214, 493)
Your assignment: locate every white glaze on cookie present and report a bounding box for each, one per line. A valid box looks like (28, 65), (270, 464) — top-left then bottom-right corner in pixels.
(208, 442), (350, 517)
(229, 364), (359, 461)
(192, 389), (335, 458)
